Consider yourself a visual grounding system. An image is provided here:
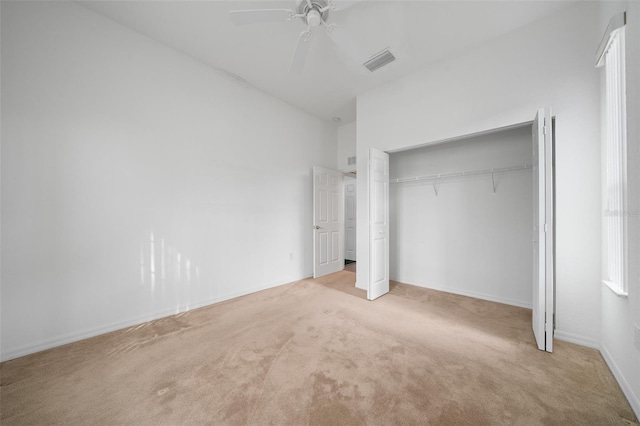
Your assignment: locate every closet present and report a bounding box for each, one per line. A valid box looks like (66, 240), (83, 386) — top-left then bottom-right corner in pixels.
(389, 125), (534, 308)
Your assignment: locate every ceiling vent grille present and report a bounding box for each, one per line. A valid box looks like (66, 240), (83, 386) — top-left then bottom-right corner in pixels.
(363, 49), (396, 72)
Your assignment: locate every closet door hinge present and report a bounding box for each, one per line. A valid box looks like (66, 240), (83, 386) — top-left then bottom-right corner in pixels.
(543, 125), (547, 136)
(544, 223), (548, 233)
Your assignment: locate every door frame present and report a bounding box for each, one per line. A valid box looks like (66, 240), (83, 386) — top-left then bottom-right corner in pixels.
(363, 113), (555, 351)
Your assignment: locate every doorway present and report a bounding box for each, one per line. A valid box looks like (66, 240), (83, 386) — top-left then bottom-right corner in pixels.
(389, 125), (534, 308)
(367, 110), (555, 352)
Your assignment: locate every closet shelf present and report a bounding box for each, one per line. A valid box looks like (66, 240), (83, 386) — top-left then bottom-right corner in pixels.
(390, 164), (532, 184)
(390, 164), (532, 195)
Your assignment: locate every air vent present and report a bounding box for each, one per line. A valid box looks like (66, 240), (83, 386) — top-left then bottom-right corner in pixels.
(347, 156), (357, 165)
(363, 49), (396, 72)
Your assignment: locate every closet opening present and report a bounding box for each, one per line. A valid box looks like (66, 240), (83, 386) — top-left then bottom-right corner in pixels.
(388, 123), (542, 311)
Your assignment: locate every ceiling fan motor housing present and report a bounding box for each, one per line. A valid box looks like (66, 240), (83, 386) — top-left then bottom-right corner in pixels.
(297, 0), (330, 26)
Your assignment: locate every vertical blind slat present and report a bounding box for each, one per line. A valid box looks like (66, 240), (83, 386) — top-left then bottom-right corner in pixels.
(604, 28), (626, 290)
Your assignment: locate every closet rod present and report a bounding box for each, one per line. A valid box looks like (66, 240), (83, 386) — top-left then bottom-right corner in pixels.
(390, 164), (532, 184)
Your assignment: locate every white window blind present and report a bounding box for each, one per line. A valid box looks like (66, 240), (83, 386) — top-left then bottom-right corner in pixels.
(597, 15), (627, 296)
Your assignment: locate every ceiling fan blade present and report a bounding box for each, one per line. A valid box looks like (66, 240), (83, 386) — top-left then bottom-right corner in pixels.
(326, 25), (368, 64)
(289, 30), (313, 74)
(330, 0), (364, 11)
(228, 9), (294, 26)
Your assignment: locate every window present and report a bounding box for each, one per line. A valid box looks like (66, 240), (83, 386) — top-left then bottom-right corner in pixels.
(597, 12), (627, 296)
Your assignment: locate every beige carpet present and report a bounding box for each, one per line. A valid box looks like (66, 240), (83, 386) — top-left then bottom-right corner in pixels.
(1, 272), (637, 425)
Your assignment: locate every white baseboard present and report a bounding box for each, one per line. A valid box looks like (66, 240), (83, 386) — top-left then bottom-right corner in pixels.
(0, 277), (303, 362)
(554, 329), (600, 349)
(391, 278), (532, 309)
(600, 343), (640, 420)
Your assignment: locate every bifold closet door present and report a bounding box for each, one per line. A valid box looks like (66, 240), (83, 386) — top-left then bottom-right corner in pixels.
(532, 108), (555, 353)
(368, 148), (389, 301)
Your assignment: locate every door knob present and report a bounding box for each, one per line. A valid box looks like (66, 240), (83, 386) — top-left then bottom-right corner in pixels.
(313, 226), (322, 230)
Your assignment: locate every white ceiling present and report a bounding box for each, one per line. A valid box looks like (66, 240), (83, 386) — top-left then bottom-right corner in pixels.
(77, 0), (575, 124)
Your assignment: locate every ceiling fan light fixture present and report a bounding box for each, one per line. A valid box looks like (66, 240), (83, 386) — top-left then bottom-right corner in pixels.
(306, 9), (322, 27)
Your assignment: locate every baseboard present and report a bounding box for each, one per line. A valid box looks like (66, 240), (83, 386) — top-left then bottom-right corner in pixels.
(0, 277), (304, 362)
(600, 343), (640, 420)
(554, 330), (600, 349)
(392, 278), (532, 309)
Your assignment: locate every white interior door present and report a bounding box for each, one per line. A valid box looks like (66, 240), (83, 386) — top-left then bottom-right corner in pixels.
(532, 108), (555, 352)
(313, 167), (344, 278)
(368, 148), (389, 300)
(345, 177), (357, 261)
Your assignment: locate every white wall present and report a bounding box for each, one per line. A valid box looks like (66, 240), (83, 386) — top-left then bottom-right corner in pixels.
(598, 1), (640, 418)
(0, 1), (336, 361)
(337, 121), (356, 173)
(389, 126), (533, 308)
(357, 2), (603, 346)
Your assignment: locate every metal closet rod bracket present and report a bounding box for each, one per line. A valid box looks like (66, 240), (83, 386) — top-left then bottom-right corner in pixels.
(491, 171), (496, 194)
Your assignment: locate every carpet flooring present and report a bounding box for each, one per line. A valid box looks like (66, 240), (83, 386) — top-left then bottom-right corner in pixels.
(1, 272), (637, 425)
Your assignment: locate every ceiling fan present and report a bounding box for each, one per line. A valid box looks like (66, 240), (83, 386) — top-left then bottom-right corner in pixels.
(229, 0), (367, 73)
